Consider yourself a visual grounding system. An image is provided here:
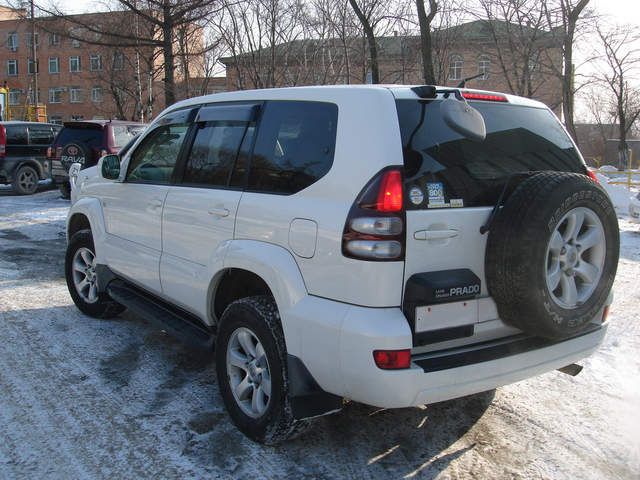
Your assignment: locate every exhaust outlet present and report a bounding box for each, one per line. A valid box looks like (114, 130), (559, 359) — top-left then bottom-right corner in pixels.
(557, 363), (583, 376)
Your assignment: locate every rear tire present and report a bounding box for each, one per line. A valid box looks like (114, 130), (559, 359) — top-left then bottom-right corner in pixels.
(65, 229), (125, 319)
(215, 295), (309, 444)
(59, 181), (71, 199)
(12, 165), (38, 195)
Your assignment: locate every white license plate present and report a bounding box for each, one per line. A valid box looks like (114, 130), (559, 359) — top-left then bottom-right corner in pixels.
(415, 299), (478, 332)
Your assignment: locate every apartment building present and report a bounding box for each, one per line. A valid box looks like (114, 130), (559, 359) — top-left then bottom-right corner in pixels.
(0, 6), (212, 124)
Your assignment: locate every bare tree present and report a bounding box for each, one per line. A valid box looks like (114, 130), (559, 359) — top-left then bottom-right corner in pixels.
(415, 0), (438, 84)
(591, 23), (640, 169)
(347, 0), (380, 83)
(543, 0), (593, 141)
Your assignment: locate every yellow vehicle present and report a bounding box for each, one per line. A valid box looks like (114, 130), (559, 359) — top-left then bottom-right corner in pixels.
(0, 83), (47, 122)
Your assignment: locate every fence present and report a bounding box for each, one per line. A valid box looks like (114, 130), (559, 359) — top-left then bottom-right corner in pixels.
(592, 151), (640, 190)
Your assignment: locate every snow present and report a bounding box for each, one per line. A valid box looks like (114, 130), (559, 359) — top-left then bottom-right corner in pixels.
(0, 188), (639, 479)
(595, 172), (637, 210)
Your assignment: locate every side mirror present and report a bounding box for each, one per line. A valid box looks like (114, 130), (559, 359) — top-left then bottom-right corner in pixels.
(68, 162), (82, 190)
(440, 97), (486, 142)
(101, 154), (121, 180)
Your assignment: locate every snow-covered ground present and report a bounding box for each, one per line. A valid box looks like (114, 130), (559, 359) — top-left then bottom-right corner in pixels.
(0, 189), (638, 479)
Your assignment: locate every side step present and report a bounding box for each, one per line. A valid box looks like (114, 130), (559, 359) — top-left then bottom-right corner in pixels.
(107, 279), (214, 351)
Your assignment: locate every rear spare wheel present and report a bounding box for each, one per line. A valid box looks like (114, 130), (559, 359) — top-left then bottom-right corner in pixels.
(486, 172), (618, 339)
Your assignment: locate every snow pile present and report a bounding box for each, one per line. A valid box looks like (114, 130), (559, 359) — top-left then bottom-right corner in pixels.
(595, 172), (634, 210)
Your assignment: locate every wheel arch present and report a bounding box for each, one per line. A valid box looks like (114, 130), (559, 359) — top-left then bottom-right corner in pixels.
(15, 159), (45, 179)
(66, 197), (108, 262)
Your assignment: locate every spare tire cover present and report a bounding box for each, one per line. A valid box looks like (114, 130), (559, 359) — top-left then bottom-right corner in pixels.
(485, 171), (619, 339)
(61, 142), (93, 171)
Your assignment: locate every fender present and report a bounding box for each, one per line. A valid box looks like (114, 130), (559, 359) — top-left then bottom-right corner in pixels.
(66, 197), (108, 263)
(220, 239), (309, 356)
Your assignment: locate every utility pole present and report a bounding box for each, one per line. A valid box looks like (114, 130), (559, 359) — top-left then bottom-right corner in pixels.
(30, 0), (38, 107)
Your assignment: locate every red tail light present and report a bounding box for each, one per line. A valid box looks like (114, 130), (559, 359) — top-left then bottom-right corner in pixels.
(587, 169), (600, 184)
(376, 170), (403, 212)
(373, 349), (411, 369)
(0, 125), (6, 157)
(46, 146), (52, 158)
(342, 168), (405, 261)
(461, 92), (508, 102)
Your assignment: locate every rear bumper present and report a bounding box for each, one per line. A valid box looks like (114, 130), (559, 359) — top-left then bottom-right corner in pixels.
(51, 159), (68, 179)
(289, 295), (607, 409)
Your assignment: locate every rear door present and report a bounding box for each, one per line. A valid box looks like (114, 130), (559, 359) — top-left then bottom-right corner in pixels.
(160, 103), (259, 318)
(395, 97), (587, 336)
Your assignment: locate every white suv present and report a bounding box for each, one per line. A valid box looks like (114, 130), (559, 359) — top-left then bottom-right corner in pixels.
(65, 85), (619, 444)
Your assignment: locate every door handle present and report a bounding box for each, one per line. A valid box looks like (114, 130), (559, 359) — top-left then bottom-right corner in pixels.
(414, 229), (459, 241)
(208, 207), (230, 217)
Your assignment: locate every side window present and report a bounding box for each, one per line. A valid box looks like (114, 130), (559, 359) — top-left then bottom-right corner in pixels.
(183, 121), (248, 187)
(5, 125), (28, 145)
(28, 126), (54, 145)
(112, 125), (145, 148)
(248, 101), (338, 194)
(127, 124), (188, 184)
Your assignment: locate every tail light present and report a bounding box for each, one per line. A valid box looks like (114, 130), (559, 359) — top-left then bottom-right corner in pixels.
(0, 125), (6, 157)
(461, 92), (508, 102)
(46, 146), (52, 158)
(342, 168), (405, 261)
(373, 349), (411, 369)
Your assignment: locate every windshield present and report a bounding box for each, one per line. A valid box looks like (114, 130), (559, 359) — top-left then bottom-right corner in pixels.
(396, 100), (585, 209)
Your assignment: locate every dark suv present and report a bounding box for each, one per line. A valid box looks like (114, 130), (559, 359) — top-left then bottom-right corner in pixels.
(0, 121), (62, 195)
(50, 120), (146, 198)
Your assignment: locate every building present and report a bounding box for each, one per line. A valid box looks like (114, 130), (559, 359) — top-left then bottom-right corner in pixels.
(0, 6), (217, 124)
(220, 20), (564, 113)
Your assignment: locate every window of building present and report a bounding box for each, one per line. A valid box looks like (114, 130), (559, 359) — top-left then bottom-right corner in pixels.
(7, 59), (17, 76)
(69, 56), (81, 72)
(91, 86), (103, 103)
(25, 32), (39, 48)
(448, 55), (463, 81)
(27, 59), (37, 75)
(89, 54), (102, 71)
(247, 100), (338, 194)
(113, 52), (125, 71)
(7, 32), (18, 51)
(50, 115), (63, 125)
(48, 57), (59, 74)
(8, 90), (20, 105)
(70, 87), (82, 103)
(478, 55), (490, 80)
(127, 124), (189, 184)
(49, 33), (60, 46)
(48, 87), (63, 104)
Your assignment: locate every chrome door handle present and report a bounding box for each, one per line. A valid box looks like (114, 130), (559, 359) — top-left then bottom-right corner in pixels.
(208, 207), (230, 217)
(414, 229), (459, 240)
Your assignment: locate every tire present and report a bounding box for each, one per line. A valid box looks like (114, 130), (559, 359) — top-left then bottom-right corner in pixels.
(59, 181), (71, 199)
(65, 229), (125, 319)
(215, 295), (309, 444)
(486, 172), (619, 339)
(12, 165), (39, 195)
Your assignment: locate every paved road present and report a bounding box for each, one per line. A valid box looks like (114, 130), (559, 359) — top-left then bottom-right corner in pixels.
(0, 190), (638, 479)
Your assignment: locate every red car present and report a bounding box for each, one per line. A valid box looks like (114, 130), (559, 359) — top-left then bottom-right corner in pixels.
(50, 120), (146, 198)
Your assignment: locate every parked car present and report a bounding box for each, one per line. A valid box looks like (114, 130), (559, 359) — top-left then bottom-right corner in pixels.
(65, 85), (619, 444)
(0, 121), (61, 194)
(50, 120), (146, 198)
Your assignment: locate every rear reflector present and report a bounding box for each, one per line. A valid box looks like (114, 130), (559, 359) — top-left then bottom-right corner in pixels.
(461, 92), (508, 102)
(373, 349), (411, 369)
(587, 169), (600, 184)
(602, 305), (610, 323)
(376, 170), (403, 212)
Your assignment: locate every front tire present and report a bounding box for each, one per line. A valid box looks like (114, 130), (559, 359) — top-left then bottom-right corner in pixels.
(215, 296), (309, 444)
(65, 230), (125, 318)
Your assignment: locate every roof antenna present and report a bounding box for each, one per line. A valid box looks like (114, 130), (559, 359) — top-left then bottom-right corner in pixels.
(457, 72), (487, 88)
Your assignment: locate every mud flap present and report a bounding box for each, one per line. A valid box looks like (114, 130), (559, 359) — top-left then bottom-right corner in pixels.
(287, 355), (343, 420)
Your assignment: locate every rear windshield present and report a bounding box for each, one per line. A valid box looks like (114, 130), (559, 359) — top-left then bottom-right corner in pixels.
(396, 100), (585, 209)
(112, 125), (146, 148)
(55, 126), (104, 148)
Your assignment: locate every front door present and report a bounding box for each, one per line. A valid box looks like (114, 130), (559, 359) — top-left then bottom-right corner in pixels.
(100, 119), (191, 294)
